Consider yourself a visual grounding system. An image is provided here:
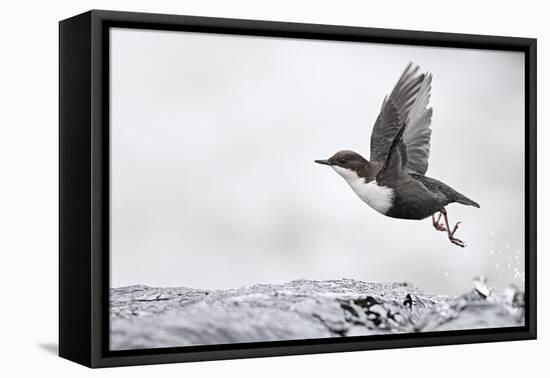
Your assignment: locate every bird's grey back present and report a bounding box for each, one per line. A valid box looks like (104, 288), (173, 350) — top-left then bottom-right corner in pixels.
(411, 173), (480, 208)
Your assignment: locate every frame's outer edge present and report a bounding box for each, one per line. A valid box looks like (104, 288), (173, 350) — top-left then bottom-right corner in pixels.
(90, 9), (533, 50)
(90, 10), (109, 368)
(59, 11), (94, 367)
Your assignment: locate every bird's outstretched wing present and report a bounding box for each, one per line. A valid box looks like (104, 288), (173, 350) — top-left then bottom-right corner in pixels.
(376, 123), (407, 185)
(370, 63), (433, 175)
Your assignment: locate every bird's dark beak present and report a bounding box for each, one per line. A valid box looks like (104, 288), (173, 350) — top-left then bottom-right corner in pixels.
(314, 159), (332, 166)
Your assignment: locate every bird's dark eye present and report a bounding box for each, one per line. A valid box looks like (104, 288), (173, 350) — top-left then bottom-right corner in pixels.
(339, 159), (347, 164)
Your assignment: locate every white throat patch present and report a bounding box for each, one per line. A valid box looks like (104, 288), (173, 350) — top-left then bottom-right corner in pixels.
(331, 165), (394, 214)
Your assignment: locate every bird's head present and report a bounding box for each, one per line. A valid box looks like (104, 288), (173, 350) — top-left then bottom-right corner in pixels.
(315, 150), (372, 181)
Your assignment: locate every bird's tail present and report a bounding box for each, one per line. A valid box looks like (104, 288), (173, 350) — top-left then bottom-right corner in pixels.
(455, 193), (480, 208)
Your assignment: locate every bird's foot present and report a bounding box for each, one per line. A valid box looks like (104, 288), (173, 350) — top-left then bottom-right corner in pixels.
(435, 224), (447, 232)
(449, 236), (466, 247)
(439, 208), (467, 248)
(432, 213), (446, 232)
(448, 222), (465, 248)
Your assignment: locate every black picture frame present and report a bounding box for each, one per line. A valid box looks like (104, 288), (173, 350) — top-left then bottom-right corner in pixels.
(59, 9), (537, 368)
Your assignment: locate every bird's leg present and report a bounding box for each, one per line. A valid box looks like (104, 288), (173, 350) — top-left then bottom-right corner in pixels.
(431, 212), (446, 232)
(440, 208), (465, 248)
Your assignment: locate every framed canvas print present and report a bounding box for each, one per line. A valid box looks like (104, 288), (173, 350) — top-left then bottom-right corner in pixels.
(59, 10), (537, 368)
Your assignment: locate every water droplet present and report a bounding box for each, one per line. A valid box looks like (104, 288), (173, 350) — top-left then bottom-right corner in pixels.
(473, 276), (492, 298)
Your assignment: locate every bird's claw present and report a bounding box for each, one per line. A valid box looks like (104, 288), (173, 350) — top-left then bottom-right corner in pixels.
(449, 222), (465, 247)
(449, 236), (466, 248)
(434, 223), (446, 232)
(451, 221), (462, 235)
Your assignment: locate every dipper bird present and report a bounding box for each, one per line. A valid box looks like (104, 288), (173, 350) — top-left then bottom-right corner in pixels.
(315, 63), (480, 247)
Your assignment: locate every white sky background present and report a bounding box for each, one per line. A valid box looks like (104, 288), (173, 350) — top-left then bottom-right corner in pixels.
(110, 28), (525, 295)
